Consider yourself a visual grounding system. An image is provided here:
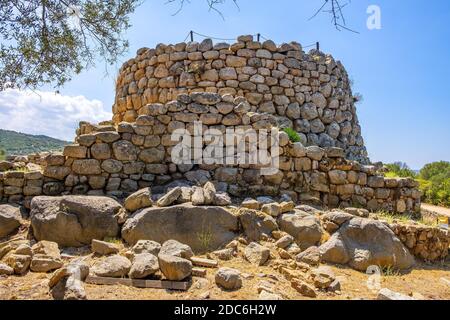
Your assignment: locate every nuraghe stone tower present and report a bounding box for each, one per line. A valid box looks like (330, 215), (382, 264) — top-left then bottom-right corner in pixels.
(0, 36), (422, 214)
(112, 35), (369, 164)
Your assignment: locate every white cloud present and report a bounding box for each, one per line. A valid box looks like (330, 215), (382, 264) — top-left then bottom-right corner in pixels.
(0, 88), (112, 141)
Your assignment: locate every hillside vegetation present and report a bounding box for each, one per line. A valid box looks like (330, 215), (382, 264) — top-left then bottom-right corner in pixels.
(385, 161), (450, 208)
(0, 129), (69, 156)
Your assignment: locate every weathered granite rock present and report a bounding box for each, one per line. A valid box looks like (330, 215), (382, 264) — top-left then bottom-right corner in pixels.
(278, 211), (324, 250)
(291, 278), (317, 298)
(191, 186), (205, 206)
(159, 240), (194, 259)
(215, 267), (242, 290)
(49, 261), (89, 300)
(158, 254), (192, 281)
(122, 204), (239, 253)
(211, 248), (235, 261)
(51, 275), (87, 300)
(30, 255), (63, 273)
(0, 263), (14, 275)
(241, 198), (260, 210)
(129, 253), (159, 279)
(124, 188), (152, 212)
(238, 208), (277, 242)
(296, 246), (321, 266)
(244, 242), (270, 266)
(131, 240), (161, 255)
(319, 217), (415, 271)
(377, 288), (415, 300)
(275, 235), (294, 249)
(203, 182), (216, 205)
(0, 204), (22, 238)
(30, 240), (63, 273)
(91, 239), (120, 256)
(259, 290), (283, 300)
(156, 187), (182, 207)
(15, 243), (32, 256)
(92, 255), (131, 278)
(4, 254), (31, 275)
(261, 203), (282, 217)
(214, 192), (232, 206)
(311, 266), (335, 289)
(30, 196), (123, 247)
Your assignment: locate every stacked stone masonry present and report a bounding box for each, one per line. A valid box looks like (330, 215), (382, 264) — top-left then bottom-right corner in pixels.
(112, 35), (368, 163)
(0, 37), (446, 266)
(390, 224), (449, 261)
(1, 92), (420, 215)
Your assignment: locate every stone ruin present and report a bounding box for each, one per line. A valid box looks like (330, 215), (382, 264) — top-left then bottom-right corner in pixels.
(0, 37), (448, 300)
(0, 35), (421, 214)
(112, 35), (368, 164)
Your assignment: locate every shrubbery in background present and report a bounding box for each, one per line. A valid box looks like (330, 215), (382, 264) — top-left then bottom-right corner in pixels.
(384, 162), (417, 178)
(418, 161), (450, 208)
(384, 161), (450, 208)
(0, 148), (5, 161)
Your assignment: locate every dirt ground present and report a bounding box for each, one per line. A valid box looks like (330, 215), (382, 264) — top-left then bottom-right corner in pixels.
(1, 255), (449, 301)
(1, 213), (449, 301)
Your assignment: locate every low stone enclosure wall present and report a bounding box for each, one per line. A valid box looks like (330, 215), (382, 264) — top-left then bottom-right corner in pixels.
(1, 93), (420, 215)
(390, 223), (449, 261)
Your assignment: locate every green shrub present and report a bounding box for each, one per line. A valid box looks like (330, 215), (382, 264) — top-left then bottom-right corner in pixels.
(384, 162), (417, 178)
(418, 161), (450, 207)
(0, 148), (5, 161)
(385, 161), (450, 208)
(419, 161), (450, 181)
(283, 128), (302, 143)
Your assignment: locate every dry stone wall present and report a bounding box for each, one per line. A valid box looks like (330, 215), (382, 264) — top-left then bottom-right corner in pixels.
(112, 35), (368, 163)
(391, 224), (449, 261)
(1, 93), (420, 215)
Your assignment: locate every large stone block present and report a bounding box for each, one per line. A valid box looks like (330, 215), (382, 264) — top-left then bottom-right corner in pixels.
(0, 204), (22, 238)
(72, 159), (101, 175)
(319, 217), (415, 271)
(122, 204), (239, 253)
(30, 196), (123, 247)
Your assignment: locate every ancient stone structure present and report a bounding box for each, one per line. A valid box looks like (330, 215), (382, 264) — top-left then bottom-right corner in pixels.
(0, 92), (420, 214)
(112, 35), (368, 163)
(391, 223), (449, 261)
(0, 36), (423, 214)
(1, 37), (449, 301)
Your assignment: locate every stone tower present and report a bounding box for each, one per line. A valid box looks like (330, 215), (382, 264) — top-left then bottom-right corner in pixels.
(112, 35), (369, 164)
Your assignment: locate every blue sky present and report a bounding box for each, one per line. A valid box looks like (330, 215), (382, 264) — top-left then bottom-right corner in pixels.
(1, 0), (449, 169)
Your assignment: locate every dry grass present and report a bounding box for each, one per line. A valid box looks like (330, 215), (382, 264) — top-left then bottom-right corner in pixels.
(103, 237), (123, 245)
(375, 211), (438, 227)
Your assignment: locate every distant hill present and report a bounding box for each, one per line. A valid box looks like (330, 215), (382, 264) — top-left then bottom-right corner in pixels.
(0, 129), (69, 156)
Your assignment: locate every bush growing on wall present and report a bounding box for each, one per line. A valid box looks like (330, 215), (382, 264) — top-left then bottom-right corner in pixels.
(384, 162), (417, 178)
(283, 128), (302, 143)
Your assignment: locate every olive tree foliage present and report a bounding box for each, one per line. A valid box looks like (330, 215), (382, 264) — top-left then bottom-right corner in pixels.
(0, 0), (142, 90)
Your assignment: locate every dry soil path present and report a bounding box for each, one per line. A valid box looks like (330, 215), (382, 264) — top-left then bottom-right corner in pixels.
(421, 203), (450, 218)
